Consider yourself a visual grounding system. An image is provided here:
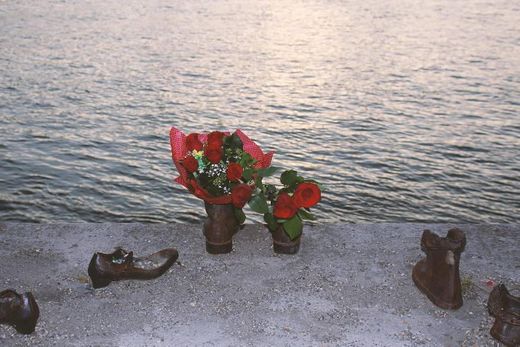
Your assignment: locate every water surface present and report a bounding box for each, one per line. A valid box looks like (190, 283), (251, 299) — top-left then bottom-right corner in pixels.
(1, 0), (519, 223)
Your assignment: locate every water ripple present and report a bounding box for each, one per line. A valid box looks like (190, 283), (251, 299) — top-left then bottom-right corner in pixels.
(1, 0), (519, 223)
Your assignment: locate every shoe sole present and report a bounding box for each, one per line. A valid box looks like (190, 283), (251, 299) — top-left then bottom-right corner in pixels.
(205, 241), (232, 254)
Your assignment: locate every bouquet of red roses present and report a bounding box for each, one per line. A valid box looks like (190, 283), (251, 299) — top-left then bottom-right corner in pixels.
(170, 128), (274, 212)
(249, 169), (321, 240)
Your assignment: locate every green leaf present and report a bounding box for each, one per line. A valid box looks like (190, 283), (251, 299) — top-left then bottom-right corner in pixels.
(255, 176), (264, 191)
(283, 215), (303, 240)
(224, 133), (244, 150)
(298, 209), (316, 221)
(264, 213), (278, 232)
(234, 208), (246, 224)
(281, 170), (298, 187)
(248, 194), (269, 214)
(242, 168), (254, 181)
(232, 133), (244, 148)
(257, 166), (281, 178)
(239, 152), (254, 167)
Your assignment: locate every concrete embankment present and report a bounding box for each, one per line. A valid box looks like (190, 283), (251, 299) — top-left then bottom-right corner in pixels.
(0, 223), (518, 346)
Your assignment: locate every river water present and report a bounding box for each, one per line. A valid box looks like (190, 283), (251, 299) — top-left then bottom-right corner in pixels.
(1, 0), (519, 223)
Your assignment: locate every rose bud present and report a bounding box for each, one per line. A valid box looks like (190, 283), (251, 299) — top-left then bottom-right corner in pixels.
(207, 131), (226, 148)
(231, 184), (253, 208)
(205, 143), (223, 164)
(186, 133), (203, 152)
(273, 192), (298, 219)
(182, 155), (198, 173)
(293, 182), (321, 208)
(226, 162), (243, 182)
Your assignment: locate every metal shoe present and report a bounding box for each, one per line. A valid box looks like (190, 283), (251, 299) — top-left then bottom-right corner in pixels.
(0, 289), (39, 334)
(412, 228), (466, 309)
(88, 247), (178, 288)
(488, 284), (520, 346)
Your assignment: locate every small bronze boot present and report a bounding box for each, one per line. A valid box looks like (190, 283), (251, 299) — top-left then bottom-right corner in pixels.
(271, 224), (301, 254)
(0, 289), (39, 334)
(412, 228), (466, 309)
(488, 284), (520, 346)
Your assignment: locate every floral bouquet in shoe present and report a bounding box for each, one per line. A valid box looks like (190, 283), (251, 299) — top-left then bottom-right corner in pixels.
(170, 127), (274, 254)
(249, 169), (322, 254)
(170, 128), (274, 209)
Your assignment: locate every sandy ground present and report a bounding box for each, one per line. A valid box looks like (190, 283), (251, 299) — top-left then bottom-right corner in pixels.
(0, 223), (518, 346)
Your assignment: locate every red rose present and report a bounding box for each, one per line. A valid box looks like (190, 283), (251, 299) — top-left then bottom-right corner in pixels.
(182, 155), (198, 173)
(273, 193), (298, 219)
(226, 162), (243, 181)
(231, 184), (252, 208)
(205, 143), (223, 164)
(186, 133), (203, 152)
(207, 131), (225, 148)
(293, 182), (321, 208)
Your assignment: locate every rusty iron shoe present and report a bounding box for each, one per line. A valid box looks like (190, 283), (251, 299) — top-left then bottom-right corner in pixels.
(88, 247), (179, 289)
(488, 284), (520, 346)
(412, 228), (466, 310)
(203, 203), (239, 254)
(0, 289), (39, 334)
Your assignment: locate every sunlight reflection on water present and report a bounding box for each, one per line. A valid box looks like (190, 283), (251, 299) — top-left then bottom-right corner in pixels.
(0, 0), (519, 223)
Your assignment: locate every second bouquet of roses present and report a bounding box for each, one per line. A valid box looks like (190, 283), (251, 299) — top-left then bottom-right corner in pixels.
(248, 169), (322, 253)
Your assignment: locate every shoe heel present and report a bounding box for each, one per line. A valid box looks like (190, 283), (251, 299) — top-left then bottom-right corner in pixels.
(14, 322), (36, 334)
(91, 277), (111, 289)
(273, 242), (300, 255)
(205, 241), (232, 254)
(14, 293), (39, 334)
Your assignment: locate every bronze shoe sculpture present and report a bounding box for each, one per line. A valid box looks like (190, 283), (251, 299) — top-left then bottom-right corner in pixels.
(0, 289), (39, 334)
(88, 247), (179, 289)
(488, 284), (520, 346)
(203, 203), (239, 254)
(412, 228), (466, 310)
